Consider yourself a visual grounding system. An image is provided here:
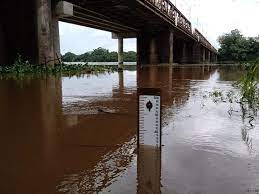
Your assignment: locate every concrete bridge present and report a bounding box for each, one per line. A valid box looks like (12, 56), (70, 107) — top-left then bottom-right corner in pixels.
(0, 0), (217, 66)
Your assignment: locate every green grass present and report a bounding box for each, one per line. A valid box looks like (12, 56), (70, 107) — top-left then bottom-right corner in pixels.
(236, 59), (259, 119)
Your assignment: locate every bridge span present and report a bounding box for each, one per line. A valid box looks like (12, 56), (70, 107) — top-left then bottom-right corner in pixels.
(0, 0), (217, 66)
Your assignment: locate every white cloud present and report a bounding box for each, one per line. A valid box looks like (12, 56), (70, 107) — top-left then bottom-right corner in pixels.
(60, 0), (259, 53)
(175, 0), (259, 48)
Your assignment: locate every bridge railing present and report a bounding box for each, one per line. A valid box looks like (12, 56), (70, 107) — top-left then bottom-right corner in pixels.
(143, 0), (192, 34)
(194, 29), (217, 52)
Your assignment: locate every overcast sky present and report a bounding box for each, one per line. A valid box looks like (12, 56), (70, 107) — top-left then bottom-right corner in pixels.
(59, 0), (259, 54)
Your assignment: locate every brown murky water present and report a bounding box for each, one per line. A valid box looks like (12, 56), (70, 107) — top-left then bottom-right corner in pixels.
(1, 65), (259, 194)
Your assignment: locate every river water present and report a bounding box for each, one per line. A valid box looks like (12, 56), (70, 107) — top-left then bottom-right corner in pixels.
(1, 65), (259, 194)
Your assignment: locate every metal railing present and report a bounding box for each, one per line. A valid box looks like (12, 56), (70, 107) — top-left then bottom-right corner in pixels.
(194, 29), (217, 52)
(140, 0), (217, 53)
(143, 0), (192, 34)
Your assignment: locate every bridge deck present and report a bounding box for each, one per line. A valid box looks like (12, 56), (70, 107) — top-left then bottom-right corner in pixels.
(60, 0), (195, 40)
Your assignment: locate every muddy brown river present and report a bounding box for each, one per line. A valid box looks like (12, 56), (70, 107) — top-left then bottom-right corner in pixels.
(1, 65), (259, 194)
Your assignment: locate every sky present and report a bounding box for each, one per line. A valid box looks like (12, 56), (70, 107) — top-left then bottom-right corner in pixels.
(59, 0), (259, 55)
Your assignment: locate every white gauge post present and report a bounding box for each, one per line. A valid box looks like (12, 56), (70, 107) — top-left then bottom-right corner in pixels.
(138, 88), (162, 148)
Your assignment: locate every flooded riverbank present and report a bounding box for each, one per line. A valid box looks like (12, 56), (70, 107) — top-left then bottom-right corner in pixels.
(1, 65), (259, 194)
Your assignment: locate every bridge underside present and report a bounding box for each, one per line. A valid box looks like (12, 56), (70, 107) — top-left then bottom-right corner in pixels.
(0, 0), (217, 65)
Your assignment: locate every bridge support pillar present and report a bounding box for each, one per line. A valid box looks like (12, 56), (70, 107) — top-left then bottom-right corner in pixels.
(208, 51), (211, 63)
(149, 37), (159, 64)
(0, 0), (62, 65)
(37, 0), (54, 65)
(118, 37), (124, 71)
(192, 43), (201, 64)
(52, 8), (61, 64)
(0, 0), (40, 65)
(206, 49), (210, 63)
(0, 23), (5, 64)
(180, 41), (188, 64)
(202, 47), (206, 64)
(37, 0), (60, 65)
(169, 32), (174, 64)
(137, 30), (174, 65)
(213, 53), (218, 63)
(213, 53), (216, 63)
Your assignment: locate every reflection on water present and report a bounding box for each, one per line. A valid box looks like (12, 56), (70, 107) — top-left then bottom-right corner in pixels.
(1, 65), (259, 194)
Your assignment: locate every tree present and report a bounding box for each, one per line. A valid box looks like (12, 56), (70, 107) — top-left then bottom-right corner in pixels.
(218, 29), (259, 62)
(62, 52), (78, 62)
(124, 51), (137, 62)
(108, 51), (118, 62)
(77, 52), (92, 62)
(91, 47), (109, 62)
(62, 47), (137, 62)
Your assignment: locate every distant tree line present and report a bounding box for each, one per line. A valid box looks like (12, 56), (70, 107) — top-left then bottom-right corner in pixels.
(62, 47), (136, 62)
(218, 29), (259, 62)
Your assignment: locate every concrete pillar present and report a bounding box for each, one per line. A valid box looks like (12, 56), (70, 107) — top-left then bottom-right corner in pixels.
(169, 32), (174, 64)
(0, 23), (5, 64)
(205, 49), (208, 63)
(187, 43), (193, 64)
(37, 0), (55, 65)
(149, 37), (158, 65)
(202, 47), (206, 63)
(137, 33), (149, 65)
(118, 37), (124, 70)
(149, 66), (158, 87)
(52, 6), (61, 64)
(208, 51), (211, 63)
(1, 0), (39, 64)
(118, 71), (124, 92)
(37, 0), (61, 65)
(180, 41), (188, 64)
(137, 30), (174, 65)
(192, 43), (201, 64)
(0, 0), (60, 65)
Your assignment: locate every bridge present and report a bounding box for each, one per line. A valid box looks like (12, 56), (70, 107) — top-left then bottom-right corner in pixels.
(0, 0), (217, 66)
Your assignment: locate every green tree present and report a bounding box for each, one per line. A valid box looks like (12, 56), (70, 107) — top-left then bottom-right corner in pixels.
(108, 51), (118, 62)
(62, 52), (77, 62)
(62, 47), (137, 62)
(91, 47), (109, 62)
(218, 29), (259, 62)
(124, 51), (137, 62)
(77, 52), (92, 62)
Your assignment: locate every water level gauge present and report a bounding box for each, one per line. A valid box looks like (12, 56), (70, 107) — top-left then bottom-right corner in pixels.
(138, 88), (161, 148)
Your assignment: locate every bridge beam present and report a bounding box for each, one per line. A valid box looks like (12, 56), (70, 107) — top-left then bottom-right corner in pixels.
(137, 30), (174, 65)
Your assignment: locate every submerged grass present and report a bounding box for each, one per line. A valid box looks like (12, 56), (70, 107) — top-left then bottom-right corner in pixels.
(208, 59), (259, 126)
(0, 55), (117, 80)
